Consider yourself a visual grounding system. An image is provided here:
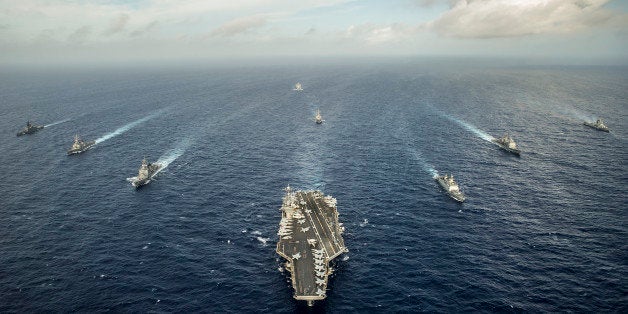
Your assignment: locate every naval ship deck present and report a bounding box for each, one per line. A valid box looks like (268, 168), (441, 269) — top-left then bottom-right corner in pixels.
(276, 188), (347, 304)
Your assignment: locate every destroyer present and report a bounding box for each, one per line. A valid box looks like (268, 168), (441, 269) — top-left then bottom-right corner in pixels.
(276, 187), (348, 306)
(67, 135), (96, 155)
(435, 174), (465, 202)
(315, 109), (323, 124)
(16, 121), (44, 136)
(492, 133), (520, 155)
(128, 158), (162, 188)
(583, 119), (609, 132)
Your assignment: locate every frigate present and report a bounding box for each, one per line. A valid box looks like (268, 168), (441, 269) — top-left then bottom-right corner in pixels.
(128, 158), (162, 188)
(276, 187), (347, 306)
(492, 133), (521, 155)
(583, 119), (609, 132)
(435, 174), (465, 202)
(16, 121), (44, 136)
(67, 135), (96, 155)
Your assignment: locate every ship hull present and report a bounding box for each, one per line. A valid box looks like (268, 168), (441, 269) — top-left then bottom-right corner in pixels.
(435, 177), (465, 202)
(583, 122), (609, 132)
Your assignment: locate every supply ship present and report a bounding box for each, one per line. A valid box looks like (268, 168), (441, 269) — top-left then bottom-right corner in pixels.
(276, 187), (348, 306)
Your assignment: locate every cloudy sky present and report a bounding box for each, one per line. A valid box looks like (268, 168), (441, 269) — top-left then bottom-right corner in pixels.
(1, 0), (627, 65)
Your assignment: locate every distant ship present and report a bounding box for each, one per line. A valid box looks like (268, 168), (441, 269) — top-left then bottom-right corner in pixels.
(67, 135), (96, 155)
(583, 119), (609, 132)
(315, 109), (323, 124)
(435, 174), (465, 202)
(492, 133), (521, 155)
(293, 82), (303, 91)
(128, 158), (162, 188)
(16, 120), (44, 136)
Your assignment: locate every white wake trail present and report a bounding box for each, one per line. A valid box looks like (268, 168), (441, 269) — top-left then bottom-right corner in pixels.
(44, 118), (70, 128)
(439, 112), (494, 142)
(410, 148), (439, 178)
(154, 138), (193, 174)
(95, 110), (164, 144)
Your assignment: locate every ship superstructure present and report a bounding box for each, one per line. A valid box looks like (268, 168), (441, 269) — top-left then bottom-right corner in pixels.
(67, 135), (96, 155)
(435, 174), (465, 202)
(276, 187), (347, 306)
(584, 118), (609, 132)
(16, 120), (44, 136)
(492, 133), (520, 155)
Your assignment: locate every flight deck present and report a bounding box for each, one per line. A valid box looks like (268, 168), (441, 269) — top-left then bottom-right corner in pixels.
(276, 187), (347, 306)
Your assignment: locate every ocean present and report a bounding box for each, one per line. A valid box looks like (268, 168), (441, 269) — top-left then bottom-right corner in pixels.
(0, 60), (626, 312)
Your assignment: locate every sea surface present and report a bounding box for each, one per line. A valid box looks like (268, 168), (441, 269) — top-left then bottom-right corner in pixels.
(0, 60), (626, 312)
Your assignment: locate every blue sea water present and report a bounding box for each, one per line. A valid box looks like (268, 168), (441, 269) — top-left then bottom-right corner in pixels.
(0, 60), (626, 312)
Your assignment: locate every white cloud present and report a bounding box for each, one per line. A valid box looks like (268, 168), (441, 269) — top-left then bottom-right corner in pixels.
(104, 14), (130, 36)
(344, 23), (420, 44)
(427, 0), (621, 38)
(210, 15), (268, 37)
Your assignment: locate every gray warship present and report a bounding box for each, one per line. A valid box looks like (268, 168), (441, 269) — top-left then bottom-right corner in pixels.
(276, 186), (348, 306)
(67, 135), (96, 155)
(584, 119), (609, 132)
(16, 121), (44, 136)
(491, 133), (521, 155)
(435, 174), (465, 202)
(315, 109), (323, 124)
(128, 158), (162, 188)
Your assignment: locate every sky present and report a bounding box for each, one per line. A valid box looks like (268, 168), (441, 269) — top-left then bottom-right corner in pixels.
(0, 0), (627, 65)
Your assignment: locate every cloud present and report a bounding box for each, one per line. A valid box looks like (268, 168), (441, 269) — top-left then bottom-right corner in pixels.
(427, 0), (620, 38)
(130, 21), (158, 37)
(68, 26), (92, 43)
(104, 13), (130, 36)
(210, 15), (267, 37)
(305, 27), (316, 35)
(344, 23), (420, 44)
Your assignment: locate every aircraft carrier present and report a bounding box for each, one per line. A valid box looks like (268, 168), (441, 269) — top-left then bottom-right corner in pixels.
(276, 187), (348, 306)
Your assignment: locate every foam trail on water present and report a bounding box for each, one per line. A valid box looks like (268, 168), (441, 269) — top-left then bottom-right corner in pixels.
(567, 108), (596, 122)
(155, 138), (192, 173)
(95, 110), (164, 144)
(44, 118), (70, 128)
(410, 148), (438, 178)
(438, 112), (494, 142)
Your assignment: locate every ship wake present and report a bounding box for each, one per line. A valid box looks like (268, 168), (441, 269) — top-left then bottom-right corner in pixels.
(95, 109), (165, 144)
(294, 140), (325, 190)
(155, 138), (192, 175)
(44, 118), (70, 128)
(409, 147), (438, 178)
(439, 112), (494, 142)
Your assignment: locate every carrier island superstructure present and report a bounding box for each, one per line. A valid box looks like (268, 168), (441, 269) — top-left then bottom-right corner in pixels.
(276, 187), (348, 306)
